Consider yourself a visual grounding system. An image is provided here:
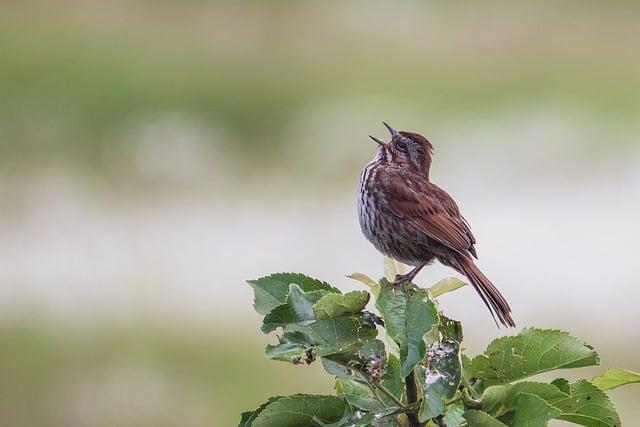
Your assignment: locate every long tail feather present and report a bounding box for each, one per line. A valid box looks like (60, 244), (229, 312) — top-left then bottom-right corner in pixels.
(456, 256), (515, 328)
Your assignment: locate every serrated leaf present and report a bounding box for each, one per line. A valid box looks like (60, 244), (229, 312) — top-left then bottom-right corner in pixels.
(247, 273), (339, 315)
(346, 273), (380, 296)
(418, 340), (462, 422)
(469, 328), (599, 386)
(463, 409), (508, 426)
(239, 396), (283, 427)
(262, 285), (326, 333)
(266, 314), (377, 363)
(481, 381), (568, 413)
(250, 394), (348, 427)
(375, 280), (438, 377)
(592, 367), (640, 391)
(551, 380), (621, 427)
(511, 392), (562, 427)
(286, 315), (377, 357)
(335, 378), (385, 412)
(314, 291), (370, 320)
(429, 277), (468, 298)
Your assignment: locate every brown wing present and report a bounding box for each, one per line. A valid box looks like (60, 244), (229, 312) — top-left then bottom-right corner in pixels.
(382, 175), (477, 258)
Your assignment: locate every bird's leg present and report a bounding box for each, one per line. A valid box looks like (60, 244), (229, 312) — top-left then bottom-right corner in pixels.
(393, 262), (427, 286)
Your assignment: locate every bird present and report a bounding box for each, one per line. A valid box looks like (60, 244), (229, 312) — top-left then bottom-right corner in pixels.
(358, 122), (515, 327)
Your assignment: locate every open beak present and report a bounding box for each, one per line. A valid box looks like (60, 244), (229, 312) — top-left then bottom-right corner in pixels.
(382, 122), (397, 138)
(369, 135), (386, 146)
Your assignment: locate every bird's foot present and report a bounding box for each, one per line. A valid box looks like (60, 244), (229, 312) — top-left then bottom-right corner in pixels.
(392, 273), (415, 287)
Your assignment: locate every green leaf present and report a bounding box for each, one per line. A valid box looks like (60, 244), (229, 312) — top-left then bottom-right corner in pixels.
(439, 314), (463, 342)
(314, 291), (370, 320)
(335, 378), (385, 412)
(264, 342), (305, 363)
(428, 277), (468, 298)
(461, 353), (474, 389)
(592, 367), (640, 391)
(239, 396), (283, 427)
(313, 406), (354, 427)
(463, 410), (508, 426)
(358, 338), (386, 360)
(264, 331), (310, 363)
(247, 273), (339, 315)
(250, 394), (349, 427)
(511, 393), (562, 427)
(443, 402), (466, 427)
(551, 380), (621, 427)
(418, 340), (462, 422)
(381, 354), (404, 406)
(266, 314), (377, 364)
(551, 378), (571, 394)
(261, 285), (326, 333)
(286, 315), (377, 358)
(375, 280), (438, 376)
(481, 381), (568, 413)
(346, 272), (380, 296)
(469, 328), (599, 386)
(321, 357), (361, 380)
(320, 340), (388, 382)
(354, 407), (400, 427)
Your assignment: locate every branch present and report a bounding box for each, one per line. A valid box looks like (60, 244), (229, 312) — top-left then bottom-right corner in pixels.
(371, 380), (406, 409)
(328, 357), (408, 410)
(405, 369), (421, 427)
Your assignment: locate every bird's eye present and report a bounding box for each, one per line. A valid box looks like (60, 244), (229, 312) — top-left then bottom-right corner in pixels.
(396, 141), (407, 151)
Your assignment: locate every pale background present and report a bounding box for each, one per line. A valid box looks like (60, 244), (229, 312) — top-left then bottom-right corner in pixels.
(1, 1), (639, 426)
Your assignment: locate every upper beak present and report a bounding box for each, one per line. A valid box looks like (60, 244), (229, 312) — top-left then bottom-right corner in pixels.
(382, 122), (397, 138)
(369, 135), (386, 146)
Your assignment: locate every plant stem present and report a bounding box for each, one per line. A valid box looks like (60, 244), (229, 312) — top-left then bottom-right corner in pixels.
(461, 375), (479, 399)
(405, 369), (421, 427)
(444, 393), (462, 406)
(368, 387), (403, 427)
(461, 387), (482, 409)
(372, 381), (406, 409)
(329, 358), (407, 410)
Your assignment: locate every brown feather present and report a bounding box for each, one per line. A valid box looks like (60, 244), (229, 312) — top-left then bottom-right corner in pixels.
(381, 173), (477, 259)
(358, 125), (514, 327)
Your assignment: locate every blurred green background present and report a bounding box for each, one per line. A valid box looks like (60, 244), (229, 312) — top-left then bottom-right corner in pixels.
(1, 1), (639, 426)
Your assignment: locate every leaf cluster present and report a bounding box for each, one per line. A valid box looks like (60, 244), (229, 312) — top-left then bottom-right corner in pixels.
(242, 272), (637, 426)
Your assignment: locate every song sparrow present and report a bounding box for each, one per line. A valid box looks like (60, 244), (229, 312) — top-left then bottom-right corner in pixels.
(358, 123), (515, 327)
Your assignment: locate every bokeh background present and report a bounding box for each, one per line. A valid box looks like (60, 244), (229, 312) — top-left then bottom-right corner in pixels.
(1, 1), (639, 426)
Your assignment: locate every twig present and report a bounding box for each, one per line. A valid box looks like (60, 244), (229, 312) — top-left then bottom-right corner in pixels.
(368, 387), (403, 427)
(371, 380), (406, 410)
(328, 357), (408, 410)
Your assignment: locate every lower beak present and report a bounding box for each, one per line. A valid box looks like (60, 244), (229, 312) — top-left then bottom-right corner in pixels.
(369, 135), (386, 147)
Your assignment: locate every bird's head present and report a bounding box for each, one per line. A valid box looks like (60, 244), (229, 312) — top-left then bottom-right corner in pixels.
(369, 122), (434, 176)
